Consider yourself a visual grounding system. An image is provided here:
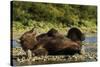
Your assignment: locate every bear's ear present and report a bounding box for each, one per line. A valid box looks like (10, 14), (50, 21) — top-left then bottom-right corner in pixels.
(32, 28), (37, 36)
(29, 28), (35, 33)
(47, 28), (58, 36)
(29, 28), (37, 36)
(32, 31), (37, 36)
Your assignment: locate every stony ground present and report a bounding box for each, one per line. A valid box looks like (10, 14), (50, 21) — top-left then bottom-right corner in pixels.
(11, 44), (97, 66)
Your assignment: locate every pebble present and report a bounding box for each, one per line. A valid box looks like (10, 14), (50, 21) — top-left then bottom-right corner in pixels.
(13, 45), (97, 65)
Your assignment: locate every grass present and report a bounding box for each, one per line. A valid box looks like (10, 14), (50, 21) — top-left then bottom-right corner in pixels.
(12, 20), (97, 39)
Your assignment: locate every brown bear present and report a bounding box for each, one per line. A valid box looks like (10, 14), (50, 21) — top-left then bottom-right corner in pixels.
(20, 27), (85, 56)
(33, 36), (81, 55)
(32, 28), (84, 55)
(19, 28), (37, 57)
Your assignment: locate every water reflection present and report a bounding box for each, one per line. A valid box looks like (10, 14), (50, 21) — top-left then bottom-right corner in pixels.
(12, 40), (21, 48)
(84, 36), (97, 43)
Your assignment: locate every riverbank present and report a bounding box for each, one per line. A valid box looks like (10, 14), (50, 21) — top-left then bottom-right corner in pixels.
(11, 43), (97, 66)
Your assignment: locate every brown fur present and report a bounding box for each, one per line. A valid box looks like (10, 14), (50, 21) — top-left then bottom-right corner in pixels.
(20, 28), (85, 56)
(33, 28), (84, 55)
(33, 37), (81, 55)
(36, 28), (64, 41)
(20, 28), (37, 52)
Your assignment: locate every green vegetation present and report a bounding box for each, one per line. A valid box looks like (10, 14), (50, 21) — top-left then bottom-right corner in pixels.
(12, 1), (97, 37)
